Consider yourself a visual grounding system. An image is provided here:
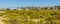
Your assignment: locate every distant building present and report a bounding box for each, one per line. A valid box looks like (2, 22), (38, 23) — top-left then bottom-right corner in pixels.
(0, 8), (7, 10)
(17, 8), (23, 10)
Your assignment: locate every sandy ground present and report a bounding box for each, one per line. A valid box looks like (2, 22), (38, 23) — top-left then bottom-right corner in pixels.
(0, 17), (5, 24)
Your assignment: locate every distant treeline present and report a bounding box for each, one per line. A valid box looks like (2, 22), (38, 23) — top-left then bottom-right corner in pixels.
(0, 6), (60, 10)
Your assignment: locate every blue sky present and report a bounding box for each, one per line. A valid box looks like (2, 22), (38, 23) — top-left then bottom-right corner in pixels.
(0, 0), (60, 8)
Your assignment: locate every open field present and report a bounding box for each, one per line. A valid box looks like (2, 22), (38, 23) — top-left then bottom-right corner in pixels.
(0, 10), (60, 24)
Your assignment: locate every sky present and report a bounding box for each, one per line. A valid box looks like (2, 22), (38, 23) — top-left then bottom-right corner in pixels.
(0, 0), (60, 8)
